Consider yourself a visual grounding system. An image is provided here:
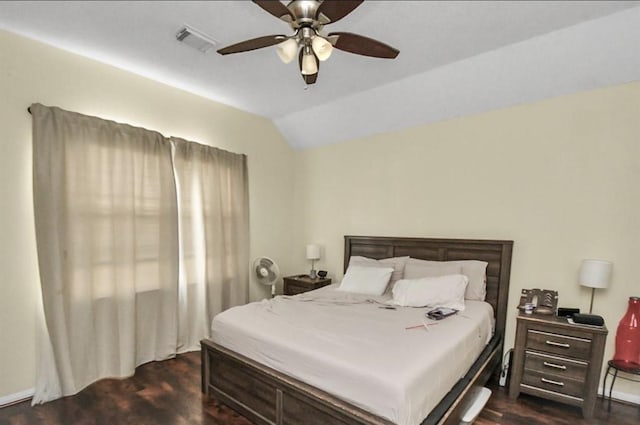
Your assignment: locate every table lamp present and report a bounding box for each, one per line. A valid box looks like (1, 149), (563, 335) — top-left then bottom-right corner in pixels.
(579, 259), (612, 314)
(306, 244), (320, 279)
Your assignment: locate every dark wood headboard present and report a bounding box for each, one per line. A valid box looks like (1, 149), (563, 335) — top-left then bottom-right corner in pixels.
(344, 235), (513, 341)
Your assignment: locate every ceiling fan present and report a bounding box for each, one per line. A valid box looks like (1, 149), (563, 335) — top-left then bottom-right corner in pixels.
(217, 0), (399, 84)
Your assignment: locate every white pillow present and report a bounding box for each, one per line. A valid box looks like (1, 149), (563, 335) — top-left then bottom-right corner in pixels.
(403, 262), (462, 280)
(391, 274), (468, 310)
(348, 256), (408, 286)
(406, 258), (488, 301)
(338, 265), (394, 295)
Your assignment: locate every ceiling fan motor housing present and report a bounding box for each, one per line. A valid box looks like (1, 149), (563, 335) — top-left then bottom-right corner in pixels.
(287, 0), (323, 29)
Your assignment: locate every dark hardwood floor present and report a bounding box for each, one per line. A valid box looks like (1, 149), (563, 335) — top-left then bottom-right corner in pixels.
(0, 351), (637, 425)
(0, 352), (250, 425)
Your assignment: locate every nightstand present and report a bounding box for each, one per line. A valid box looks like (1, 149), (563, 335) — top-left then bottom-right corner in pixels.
(283, 275), (331, 295)
(509, 313), (607, 418)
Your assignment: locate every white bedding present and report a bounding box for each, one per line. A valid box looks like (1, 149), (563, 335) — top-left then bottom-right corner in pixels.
(211, 284), (494, 425)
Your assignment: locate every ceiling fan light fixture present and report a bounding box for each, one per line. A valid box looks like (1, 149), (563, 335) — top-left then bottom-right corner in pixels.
(301, 47), (318, 75)
(217, 0), (398, 84)
(276, 38), (298, 64)
(311, 36), (333, 61)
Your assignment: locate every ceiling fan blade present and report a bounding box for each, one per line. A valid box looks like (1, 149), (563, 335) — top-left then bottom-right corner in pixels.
(316, 0), (364, 24)
(252, 0), (294, 22)
(217, 35), (287, 55)
(298, 49), (319, 85)
(328, 32), (399, 59)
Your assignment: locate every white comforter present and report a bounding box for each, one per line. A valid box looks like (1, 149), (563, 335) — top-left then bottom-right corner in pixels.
(211, 284), (494, 425)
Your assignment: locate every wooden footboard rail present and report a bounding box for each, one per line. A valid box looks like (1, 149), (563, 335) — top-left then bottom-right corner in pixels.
(201, 336), (502, 425)
(201, 339), (393, 425)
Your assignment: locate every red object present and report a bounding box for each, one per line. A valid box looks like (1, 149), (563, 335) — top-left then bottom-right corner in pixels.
(613, 296), (640, 367)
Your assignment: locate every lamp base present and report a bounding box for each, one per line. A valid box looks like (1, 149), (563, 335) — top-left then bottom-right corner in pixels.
(309, 269), (317, 279)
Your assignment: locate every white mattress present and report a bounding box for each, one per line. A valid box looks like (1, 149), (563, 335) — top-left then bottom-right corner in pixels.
(211, 284), (494, 425)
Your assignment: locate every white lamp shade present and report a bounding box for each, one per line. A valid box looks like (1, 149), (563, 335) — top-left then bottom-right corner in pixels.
(579, 259), (612, 289)
(301, 52), (318, 75)
(311, 36), (333, 61)
(306, 244), (321, 260)
(276, 38), (298, 64)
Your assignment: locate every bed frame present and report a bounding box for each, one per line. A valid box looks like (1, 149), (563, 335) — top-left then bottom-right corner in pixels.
(201, 236), (513, 425)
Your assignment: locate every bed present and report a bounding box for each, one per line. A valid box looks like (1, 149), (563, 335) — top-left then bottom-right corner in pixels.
(201, 236), (513, 425)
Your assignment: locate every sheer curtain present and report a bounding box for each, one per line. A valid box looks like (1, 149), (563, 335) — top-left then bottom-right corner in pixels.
(31, 104), (250, 403)
(171, 137), (250, 352)
(32, 104), (180, 402)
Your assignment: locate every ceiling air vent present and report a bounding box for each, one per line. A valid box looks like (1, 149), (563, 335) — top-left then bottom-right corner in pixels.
(176, 25), (218, 53)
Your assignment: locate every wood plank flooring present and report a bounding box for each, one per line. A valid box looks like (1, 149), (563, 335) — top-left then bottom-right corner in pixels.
(0, 351), (637, 425)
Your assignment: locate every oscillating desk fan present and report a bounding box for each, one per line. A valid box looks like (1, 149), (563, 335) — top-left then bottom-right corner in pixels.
(253, 257), (280, 297)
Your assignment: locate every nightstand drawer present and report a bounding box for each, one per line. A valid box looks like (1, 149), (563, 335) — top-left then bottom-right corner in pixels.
(524, 351), (588, 381)
(283, 275), (332, 296)
(522, 370), (584, 399)
(285, 282), (311, 295)
(526, 329), (592, 360)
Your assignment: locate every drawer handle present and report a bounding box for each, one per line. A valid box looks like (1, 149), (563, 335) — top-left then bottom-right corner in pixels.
(543, 361), (567, 370)
(541, 378), (565, 387)
(545, 340), (570, 348)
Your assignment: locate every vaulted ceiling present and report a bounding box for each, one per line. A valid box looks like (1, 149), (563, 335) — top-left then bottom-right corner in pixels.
(1, 1), (639, 149)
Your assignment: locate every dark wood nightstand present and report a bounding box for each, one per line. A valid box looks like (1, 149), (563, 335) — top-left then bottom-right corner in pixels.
(283, 275), (332, 296)
(509, 313), (608, 418)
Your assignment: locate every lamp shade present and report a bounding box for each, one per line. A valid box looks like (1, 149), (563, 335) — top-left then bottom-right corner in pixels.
(276, 38), (298, 64)
(301, 51), (318, 75)
(306, 244), (320, 260)
(311, 36), (333, 61)
(579, 259), (612, 289)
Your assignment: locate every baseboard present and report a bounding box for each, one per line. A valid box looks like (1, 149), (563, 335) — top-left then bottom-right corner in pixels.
(0, 388), (34, 408)
(598, 388), (640, 406)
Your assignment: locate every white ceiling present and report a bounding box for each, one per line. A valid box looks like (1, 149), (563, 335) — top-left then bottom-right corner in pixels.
(1, 1), (639, 149)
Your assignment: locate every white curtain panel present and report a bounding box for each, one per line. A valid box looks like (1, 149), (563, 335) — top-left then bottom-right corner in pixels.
(31, 104), (250, 403)
(171, 137), (250, 352)
(31, 104), (179, 402)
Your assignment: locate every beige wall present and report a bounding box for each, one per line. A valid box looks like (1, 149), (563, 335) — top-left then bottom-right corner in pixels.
(2, 26), (639, 403)
(292, 82), (640, 398)
(0, 30), (294, 398)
